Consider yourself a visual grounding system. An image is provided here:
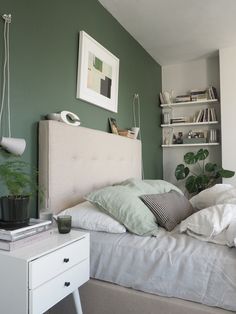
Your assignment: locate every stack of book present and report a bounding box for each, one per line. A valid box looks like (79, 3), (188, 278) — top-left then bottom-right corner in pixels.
(175, 95), (191, 103)
(190, 89), (208, 101)
(171, 117), (186, 124)
(0, 219), (52, 251)
(195, 108), (217, 123)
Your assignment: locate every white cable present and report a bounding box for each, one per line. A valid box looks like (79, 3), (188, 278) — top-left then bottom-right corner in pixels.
(0, 19), (7, 128)
(7, 21), (11, 137)
(0, 14), (12, 138)
(132, 93), (144, 178)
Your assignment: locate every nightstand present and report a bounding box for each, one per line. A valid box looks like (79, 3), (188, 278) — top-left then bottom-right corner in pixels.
(0, 229), (89, 314)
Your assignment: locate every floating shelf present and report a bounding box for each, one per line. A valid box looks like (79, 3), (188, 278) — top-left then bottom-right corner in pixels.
(161, 121), (219, 128)
(160, 99), (218, 108)
(162, 143), (220, 148)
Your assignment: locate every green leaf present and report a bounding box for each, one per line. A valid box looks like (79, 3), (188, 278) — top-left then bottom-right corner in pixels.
(196, 149), (209, 161)
(175, 164), (190, 180)
(218, 169), (235, 178)
(185, 176), (198, 194)
(184, 152), (197, 164)
(205, 162), (217, 172)
(195, 174), (210, 191)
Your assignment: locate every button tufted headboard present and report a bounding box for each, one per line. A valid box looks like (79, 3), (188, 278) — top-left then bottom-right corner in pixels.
(38, 121), (142, 214)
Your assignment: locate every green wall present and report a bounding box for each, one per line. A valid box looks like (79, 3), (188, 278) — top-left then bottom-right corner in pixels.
(0, 0), (162, 215)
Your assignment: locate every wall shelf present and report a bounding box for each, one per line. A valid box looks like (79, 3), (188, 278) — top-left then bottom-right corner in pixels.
(160, 99), (218, 108)
(162, 143), (220, 148)
(161, 121), (219, 128)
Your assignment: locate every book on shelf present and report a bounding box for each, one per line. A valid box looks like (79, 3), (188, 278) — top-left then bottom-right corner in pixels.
(0, 229), (53, 251)
(196, 108), (217, 123)
(190, 89), (208, 101)
(175, 95), (191, 103)
(0, 218), (52, 241)
(208, 86), (218, 100)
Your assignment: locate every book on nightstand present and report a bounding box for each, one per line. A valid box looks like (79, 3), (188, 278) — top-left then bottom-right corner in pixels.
(0, 228), (53, 251)
(0, 218), (52, 241)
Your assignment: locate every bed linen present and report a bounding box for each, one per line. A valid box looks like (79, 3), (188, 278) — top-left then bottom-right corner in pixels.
(89, 228), (236, 312)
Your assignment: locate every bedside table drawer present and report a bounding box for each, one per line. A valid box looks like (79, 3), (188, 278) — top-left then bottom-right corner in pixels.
(29, 258), (89, 314)
(29, 235), (89, 289)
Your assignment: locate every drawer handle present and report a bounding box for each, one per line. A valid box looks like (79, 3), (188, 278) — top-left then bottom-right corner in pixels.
(63, 258), (70, 263)
(64, 282), (71, 287)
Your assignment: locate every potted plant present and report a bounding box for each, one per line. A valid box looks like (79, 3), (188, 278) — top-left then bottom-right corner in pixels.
(0, 158), (39, 229)
(175, 149), (235, 195)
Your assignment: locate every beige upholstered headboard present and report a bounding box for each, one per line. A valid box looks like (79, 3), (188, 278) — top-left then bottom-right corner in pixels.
(38, 121), (142, 214)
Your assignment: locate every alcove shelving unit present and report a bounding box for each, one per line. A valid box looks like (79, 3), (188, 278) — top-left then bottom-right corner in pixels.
(161, 99), (220, 148)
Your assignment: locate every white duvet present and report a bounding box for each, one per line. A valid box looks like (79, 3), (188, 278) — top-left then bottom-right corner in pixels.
(180, 186), (236, 247)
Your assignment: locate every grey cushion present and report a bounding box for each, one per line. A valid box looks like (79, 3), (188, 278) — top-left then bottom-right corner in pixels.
(140, 190), (194, 231)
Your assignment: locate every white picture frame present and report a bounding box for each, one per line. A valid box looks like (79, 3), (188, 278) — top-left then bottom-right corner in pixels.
(76, 31), (120, 113)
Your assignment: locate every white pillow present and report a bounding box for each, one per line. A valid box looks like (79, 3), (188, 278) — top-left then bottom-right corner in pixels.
(58, 201), (126, 233)
(189, 184), (233, 210)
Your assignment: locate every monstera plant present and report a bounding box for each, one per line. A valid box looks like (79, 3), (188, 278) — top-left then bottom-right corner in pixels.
(175, 149), (235, 195)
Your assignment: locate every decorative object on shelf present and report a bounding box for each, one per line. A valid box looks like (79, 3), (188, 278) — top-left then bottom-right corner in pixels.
(176, 132), (183, 144)
(0, 159), (42, 229)
(0, 14), (26, 156)
(175, 149), (235, 195)
(46, 111), (80, 127)
(76, 31), (119, 113)
(163, 128), (173, 145)
(108, 117), (119, 134)
(159, 90), (173, 104)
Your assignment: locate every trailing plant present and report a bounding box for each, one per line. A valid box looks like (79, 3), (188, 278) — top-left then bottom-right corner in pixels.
(175, 149), (235, 195)
(0, 159), (40, 198)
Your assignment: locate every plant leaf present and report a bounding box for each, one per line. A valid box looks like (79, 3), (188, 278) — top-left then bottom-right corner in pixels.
(175, 164), (189, 180)
(218, 169), (235, 178)
(184, 152), (197, 164)
(196, 149), (209, 161)
(205, 162), (217, 172)
(185, 176), (198, 193)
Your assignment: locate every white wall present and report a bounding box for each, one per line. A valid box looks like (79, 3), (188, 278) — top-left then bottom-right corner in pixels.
(162, 56), (221, 191)
(219, 47), (236, 186)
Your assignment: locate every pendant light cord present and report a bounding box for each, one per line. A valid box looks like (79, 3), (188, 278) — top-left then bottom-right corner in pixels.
(132, 93), (144, 178)
(0, 14), (12, 137)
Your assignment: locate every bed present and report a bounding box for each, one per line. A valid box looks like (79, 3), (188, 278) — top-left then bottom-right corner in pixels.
(38, 121), (236, 314)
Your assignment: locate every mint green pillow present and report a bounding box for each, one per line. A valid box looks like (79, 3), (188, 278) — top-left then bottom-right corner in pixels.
(118, 178), (183, 195)
(86, 185), (159, 237)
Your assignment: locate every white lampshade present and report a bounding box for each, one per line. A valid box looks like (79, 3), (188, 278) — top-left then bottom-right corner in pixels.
(0, 136), (26, 156)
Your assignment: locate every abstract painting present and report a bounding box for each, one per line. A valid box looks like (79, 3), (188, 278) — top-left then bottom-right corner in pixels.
(76, 31), (119, 112)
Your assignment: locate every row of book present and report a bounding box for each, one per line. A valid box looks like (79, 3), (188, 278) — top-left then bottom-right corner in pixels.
(194, 108), (217, 123)
(160, 86), (218, 104)
(0, 219), (52, 251)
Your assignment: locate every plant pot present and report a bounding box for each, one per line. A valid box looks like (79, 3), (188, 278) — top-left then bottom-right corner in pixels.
(0, 195), (30, 229)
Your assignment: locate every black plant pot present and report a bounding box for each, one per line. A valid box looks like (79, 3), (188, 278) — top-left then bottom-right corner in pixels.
(0, 196), (30, 229)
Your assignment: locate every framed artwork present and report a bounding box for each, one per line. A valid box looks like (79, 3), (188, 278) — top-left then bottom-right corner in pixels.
(76, 31), (120, 113)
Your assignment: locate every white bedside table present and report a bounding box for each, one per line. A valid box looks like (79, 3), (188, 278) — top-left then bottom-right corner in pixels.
(0, 229), (89, 314)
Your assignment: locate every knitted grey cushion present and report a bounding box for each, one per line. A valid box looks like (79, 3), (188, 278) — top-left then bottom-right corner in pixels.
(140, 190), (194, 231)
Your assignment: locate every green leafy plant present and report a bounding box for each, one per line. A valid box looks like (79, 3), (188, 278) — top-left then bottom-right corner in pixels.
(175, 149), (235, 195)
(0, 159), (39, 197)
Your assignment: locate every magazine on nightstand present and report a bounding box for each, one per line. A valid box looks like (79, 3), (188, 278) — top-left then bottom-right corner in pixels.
(0, 219), (52, 242)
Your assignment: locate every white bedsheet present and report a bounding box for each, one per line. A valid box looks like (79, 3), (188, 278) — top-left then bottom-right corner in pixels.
(89, 228), (236, 312)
